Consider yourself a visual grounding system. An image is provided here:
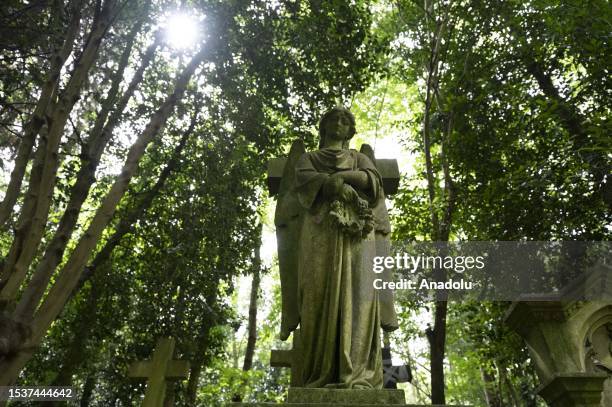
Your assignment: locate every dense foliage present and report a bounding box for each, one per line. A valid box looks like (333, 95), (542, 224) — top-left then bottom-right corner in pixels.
(0, 0), (608, 405)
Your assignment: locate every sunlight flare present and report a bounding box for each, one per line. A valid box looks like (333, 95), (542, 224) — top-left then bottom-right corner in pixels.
(164, 12), (201, 49)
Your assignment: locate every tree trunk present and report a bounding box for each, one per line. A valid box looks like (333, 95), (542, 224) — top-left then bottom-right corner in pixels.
(50, 276), (101, 388)
(13, 20), (156, 320)
(0, 47), (208, 386)
(186, 295), (218, 404)
(0, 0), (118, 305)
(43, 118), (195, 393)
(186, 356), (204, 406)
(0, 1), (82, 231)
(74, 109), (195, 293)
(524, 55), (611, 207)
(242, 247), (261, 372)
(428, 300), (447, 404)
(232, 243), (262, 402)
(418, 4), (457, 403)
(480, 366), (501, 407)
(420, 6), (451, 403)
(80, 374), (95, 407)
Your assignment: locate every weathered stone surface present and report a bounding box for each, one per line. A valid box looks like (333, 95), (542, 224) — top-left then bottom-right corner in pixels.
(270, 329), (304, 387)
(228, 388), (470, 407)
(270, 108), (399, 389)
(506, 301), (612, 378)
(128, 337), (190, 407)
(505, 267), (612, 407)
(538, 373), (608, 407)
(602, 378), (612, 406)
(231, 404), (461, 407)
(268, 158), (400, 196)
(287, 388), (405, 404)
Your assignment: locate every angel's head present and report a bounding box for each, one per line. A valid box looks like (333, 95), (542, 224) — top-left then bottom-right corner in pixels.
(318, 107), (356, 149)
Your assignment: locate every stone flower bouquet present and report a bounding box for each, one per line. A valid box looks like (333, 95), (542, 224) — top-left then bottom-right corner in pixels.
(329, 184), (374, 239)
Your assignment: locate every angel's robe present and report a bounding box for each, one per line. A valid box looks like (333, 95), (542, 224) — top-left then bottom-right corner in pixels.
(293, 147), (394, 388)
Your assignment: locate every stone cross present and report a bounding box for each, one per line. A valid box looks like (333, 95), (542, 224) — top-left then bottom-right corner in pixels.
(128, 337), (190, 407)
(267, 156), (400, 197)
(270, 330), (303, 387)
(382, 346), (412, 389)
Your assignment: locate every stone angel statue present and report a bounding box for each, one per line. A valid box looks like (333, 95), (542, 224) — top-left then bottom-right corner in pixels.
(273, 107), (399, 389)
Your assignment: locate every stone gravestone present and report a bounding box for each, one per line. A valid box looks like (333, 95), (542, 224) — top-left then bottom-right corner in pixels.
(128, 337), (190, 407)
(505, 261), (612, 407)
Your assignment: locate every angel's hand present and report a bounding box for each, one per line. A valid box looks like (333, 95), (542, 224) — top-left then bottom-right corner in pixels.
(333, 170), (369, 191)
(323, 175), (344, 200)
(341, 183), (358, 203)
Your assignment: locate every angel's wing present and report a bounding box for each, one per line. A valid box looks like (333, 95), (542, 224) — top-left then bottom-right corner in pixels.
(274, 139), (306, 340)
(360, 143), (399, 332)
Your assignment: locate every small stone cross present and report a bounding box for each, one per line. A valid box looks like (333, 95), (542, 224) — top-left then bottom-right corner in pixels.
(128, 337), (190, 407)
(270, 330), (303, 387)
(382, 346), (412, 389)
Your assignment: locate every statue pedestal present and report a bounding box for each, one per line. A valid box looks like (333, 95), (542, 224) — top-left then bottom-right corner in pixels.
(287, 388), (405, 404)
(230, 387), (468, 406)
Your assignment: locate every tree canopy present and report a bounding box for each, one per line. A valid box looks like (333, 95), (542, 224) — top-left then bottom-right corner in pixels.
(0, 0), (609, 405)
